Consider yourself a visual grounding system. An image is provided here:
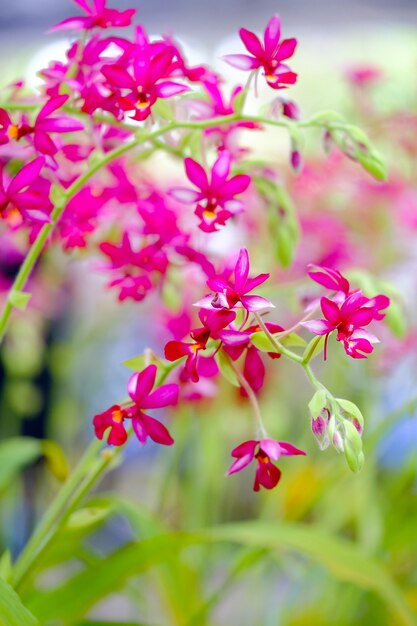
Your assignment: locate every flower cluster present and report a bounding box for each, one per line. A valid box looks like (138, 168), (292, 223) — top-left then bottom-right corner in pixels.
(0, 0), (394, 494)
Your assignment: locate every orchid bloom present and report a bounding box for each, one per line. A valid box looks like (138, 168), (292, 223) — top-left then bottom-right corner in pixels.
(303, 266), (390, 359)
(101, 48), (189, 121)
(0, 157), (51, 223)
(223, 15), (297, 90)
(165, 309), (236, 382)
(0, 96), (83, 155)
(93, 365), (178, 447)
(126, 365), (178, 445)
(50, 0), (136, 32)
(195, 248), (274, 312)
(171, 151), (251, 232)
(227, 438), (306, 491)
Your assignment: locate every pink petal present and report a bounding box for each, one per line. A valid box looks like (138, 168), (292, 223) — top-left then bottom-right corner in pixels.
(244, 347), (265, 392)
(240, 295), (275, 312)
(221, 174), (251, 198)
(264, 14), (281, 56)
(321, 297), (341, 325)
(239, 28), (264, 58)
(101, 65), (135, 89)
(141, 383), (179, 409)
(230, 439), (257, 458)
(140, 413), (174, 445)
(260, 438), (283, 460)
(37, 95), (68, 121)
(39, 117), (84, 132)
(128, 364), (157, 403)
(170, 188), (202, 203)
(155, 81), (189, 98)
(256, 462), (281, 490)
(234, 248), (250, 291)
(275, 38), (297, 62)
(227, 453), (253, 475)
(34, 130), (57, 156)
(278, 441), (306, 456)
(48, 17), (92, 32)
(184, 158), (209, 192)
(8, 157), (45, 195)
(301, 319), (333, 335)
(244, 273), (270, 293)
(211, 150), (231, 188)
(222, 54), (261, 71)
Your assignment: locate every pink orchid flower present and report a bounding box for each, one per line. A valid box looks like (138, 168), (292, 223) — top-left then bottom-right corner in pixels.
(171, 151), (251, 232)
(195, 248), (274, 312)
(223, 15), (297, 90)
(50, 0), (136, 32)
(101, 48), (189, 121)
(126, 365), (178, 446)
(0, 157), (51, 223)
(227, 438), (305, 491)
(0, 96), (83, 156)
(93, 365), (178, 447)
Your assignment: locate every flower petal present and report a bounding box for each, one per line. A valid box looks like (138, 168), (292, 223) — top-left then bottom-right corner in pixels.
(128, 364), (157, 403)
(141, 383), (179, 409)
(222, 54), (261, 71)
(184, 158), (208, 192)
(239, 28), (264, 58)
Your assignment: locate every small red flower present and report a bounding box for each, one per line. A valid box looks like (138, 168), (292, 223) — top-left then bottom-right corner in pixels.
(227, 438), (305, 491)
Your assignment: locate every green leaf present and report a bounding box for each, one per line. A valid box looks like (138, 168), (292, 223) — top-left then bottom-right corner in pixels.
(249, 331), (272, 352)
(308, 110), (345, 124)
(0, 577), (39, 626)
(356, 148), (387, 181)
(8, 291), (31, 312)
(122, 355), (146, 371)
(197, 522), (417, 626)
(308, 389), (328, 417)
(41, 440), (70, 482)
(280, 332), (307, 348)
(336, 399), (364, 428)
(0, 552), (12, 584)
(26, 536), (189, 623)
(302, 335), (326, 362)
(0, 438), (42, 492)
(216, 351), (240, 387)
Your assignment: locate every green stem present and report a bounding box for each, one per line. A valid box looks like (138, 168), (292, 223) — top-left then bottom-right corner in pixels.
(10, 437), (103, 588)
(253, 312), (304, 364)
(225, 352), (267, 438)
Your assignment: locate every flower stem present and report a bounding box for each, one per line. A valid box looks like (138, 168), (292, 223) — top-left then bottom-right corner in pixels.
(253, 312), (304, 364)
(225, 353), (267, 438)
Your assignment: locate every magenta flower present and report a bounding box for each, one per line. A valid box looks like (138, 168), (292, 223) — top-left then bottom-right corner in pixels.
(93, 365), (178, 447)
(100, 233), (168, 301)
(126, 365), (178, 445)
(223, 15), (297, 90)
(50, 0), (136, 32)
(165, 309), (236, 382)
(93, 404), (128, 446)
(0, 96), (83, 155)
(227, 438), (305, 491)
(171, 151), (251, 232)
(195, 248), (274, 312)
(303, 290), (390, 359)
(0, 157), (51, 223)
(307, 264), (350, 296)
(101, 48), (189, 121)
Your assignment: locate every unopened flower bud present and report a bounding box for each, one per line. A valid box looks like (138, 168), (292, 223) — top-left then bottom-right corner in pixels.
(311, 409), (330, 450)
(290, 148), (302, 173)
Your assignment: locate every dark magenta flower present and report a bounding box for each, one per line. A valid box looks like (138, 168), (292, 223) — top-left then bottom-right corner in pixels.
(93, 365), (178, 447)
(93, 404), (128, 446)
(101, 48), (189, 121)
(303, 289), (390, 359)
(223, 15), (297, 90)
(227, 438), (305, 491)
(195, 248), (274, 312)
(126, 365), (178, 445)
(165, 309), (236, 382)
(50, 0), (136, 32)
(0, 157), (51, 223)
(0, 96), (83, 155)
(171, 151), (251, 232)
